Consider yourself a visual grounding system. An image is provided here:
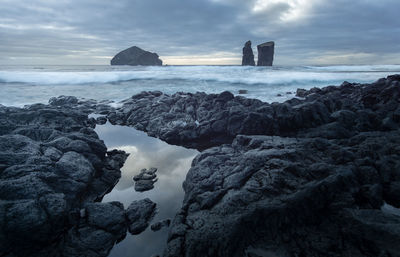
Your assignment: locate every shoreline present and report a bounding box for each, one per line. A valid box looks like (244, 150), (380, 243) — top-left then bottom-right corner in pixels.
(1, 74), (400, 256)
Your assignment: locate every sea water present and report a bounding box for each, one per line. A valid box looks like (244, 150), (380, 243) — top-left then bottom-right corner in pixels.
(94, 121), (198, 257)
(1, 64), (400, 107)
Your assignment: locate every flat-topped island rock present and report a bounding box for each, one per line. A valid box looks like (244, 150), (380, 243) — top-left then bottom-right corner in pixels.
(257, 41), (274, 66)
(110, 46), (162, 66)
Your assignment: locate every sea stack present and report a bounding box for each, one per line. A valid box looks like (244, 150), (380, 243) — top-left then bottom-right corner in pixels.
(111, 46), (162, 66)
(241, 40), (255, 66)
(257, 41), (274, 66)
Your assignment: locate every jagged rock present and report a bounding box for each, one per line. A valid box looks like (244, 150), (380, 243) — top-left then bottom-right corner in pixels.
(242, 40), (255, 66)
(133, 168), (158, 192)
(110, 46), (162, 66)
(106, 75), (400, 151)
(126, 198), (157, 235)
(0, 103), (137, 257)
(3, 73), (400, 257)
(150, 219), (171, 231)
(164, 133), (400, 256)
(257, 41), (274, 66)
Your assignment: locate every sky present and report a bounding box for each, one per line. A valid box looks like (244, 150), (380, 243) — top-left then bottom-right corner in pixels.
(0, 0), (399, 65)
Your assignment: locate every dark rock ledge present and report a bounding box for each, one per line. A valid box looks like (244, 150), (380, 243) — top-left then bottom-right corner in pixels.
(1, 74), (400, 257)
(105, 74), (400, 151)
(0, 104), (155, 257)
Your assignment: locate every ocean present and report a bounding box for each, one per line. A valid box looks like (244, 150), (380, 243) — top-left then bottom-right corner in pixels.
(1, 64), (400, 107)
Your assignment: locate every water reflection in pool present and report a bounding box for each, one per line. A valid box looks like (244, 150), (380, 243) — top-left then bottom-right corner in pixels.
(94, 122), (199, 257)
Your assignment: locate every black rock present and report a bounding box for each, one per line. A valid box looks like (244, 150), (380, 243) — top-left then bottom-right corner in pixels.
(150, 219), (171, 231)
(242, 40), (255, 66)
(126, 198), (157, 235)
(164, 133), (400, 257)
(0, 103), (158, 257)
(257, 41), (274, 66)
(110, 46), (162, 66)
(133, 168), (158, 192)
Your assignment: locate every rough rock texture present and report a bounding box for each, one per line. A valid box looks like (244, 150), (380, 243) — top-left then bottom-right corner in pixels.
(3, 74), (400, 257)
(151, 219), (171, 232)
(159, 75), (400, 257)
(242, 40), (255, 66)
(257, 41), (274, 66)
(164, 134), (400, 256)
(126, 198), (157, 235)
(133, 167), (158, 192)
(110, 46), (162, 66)
(106, 75), (400, 151)
(0, 103), (155, 257)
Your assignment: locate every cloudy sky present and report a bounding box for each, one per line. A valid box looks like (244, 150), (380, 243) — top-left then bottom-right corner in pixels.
(0, 0), (399, 65)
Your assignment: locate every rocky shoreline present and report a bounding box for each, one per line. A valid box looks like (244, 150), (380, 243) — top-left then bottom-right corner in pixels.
(1, 74), (400, 256)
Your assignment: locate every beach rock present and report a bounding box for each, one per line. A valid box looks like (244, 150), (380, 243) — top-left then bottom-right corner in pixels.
(257, 41), (274, 66)
(110, 46), (162, 66)
(0, 103), (151, 257)
(164, 133), (400, 256)
(126, 198), (157, 235)
(106, 75), (400, 150)
(242, 40), (255, 66)
(133, 168), (158, 192)
(150, 219), (171, 231)
(3, 73), (400, 257)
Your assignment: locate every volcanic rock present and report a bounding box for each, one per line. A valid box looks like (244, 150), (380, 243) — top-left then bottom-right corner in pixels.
(163, 133), (400, 256)
(257, 41), (274, 66)
(126, 198), (157, 235)
(150, 219), (171, 231)
(0, 102), (159, 257)
(133, 167), (158, 192)
(110, 46), (162, 66)
(242, 40), (255, 66)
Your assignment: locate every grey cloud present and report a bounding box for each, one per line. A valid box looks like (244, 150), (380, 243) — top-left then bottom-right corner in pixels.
(0, 0), (399, 64)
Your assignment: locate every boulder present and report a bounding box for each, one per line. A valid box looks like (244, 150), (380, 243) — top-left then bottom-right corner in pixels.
(257, 41), (274, 66)
(241, 40), (255, 66)
(110, 46), (162, 66)
(126, 198), (157, 235)
(133, 167), (158, 192)
(164, 133), (400, 257)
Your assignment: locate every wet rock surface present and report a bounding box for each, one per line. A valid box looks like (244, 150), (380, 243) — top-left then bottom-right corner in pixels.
(106, 75), (400, 151)
(2, 74), (400, 257)
(133, 167), (158, 192)
(0, 104), (154, 257)
(126, 198), (157, 235)
(155, 75), (400, 257)
(151, 219), (171, 232)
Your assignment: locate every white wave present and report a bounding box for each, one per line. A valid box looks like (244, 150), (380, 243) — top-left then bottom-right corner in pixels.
(1, 65), (399, 107)
(303, 64), (400, 72)
(0, 65), (399, 85)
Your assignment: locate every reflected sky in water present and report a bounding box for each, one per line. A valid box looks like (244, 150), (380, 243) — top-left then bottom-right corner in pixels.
(94, 121), (198, 257)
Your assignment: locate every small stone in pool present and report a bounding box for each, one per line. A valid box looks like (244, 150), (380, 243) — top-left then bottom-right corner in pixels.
(150, 219), (171, 231)
(133, 167), (158, 192)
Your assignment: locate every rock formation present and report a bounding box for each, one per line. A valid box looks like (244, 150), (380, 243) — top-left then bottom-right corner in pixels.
(110, 46), (162, 66)
(2, 74), (400, 257)
(257, 41), (274, 66)
(133, 167), (158, 192)
(241, 40), (255, 66)
(0, 100), (156, 257)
